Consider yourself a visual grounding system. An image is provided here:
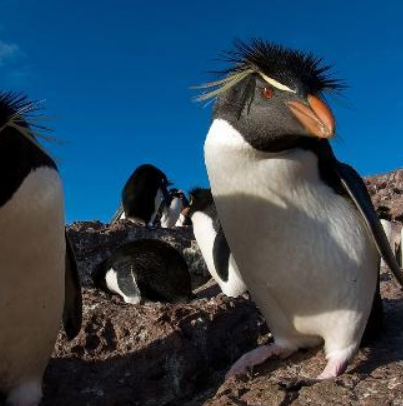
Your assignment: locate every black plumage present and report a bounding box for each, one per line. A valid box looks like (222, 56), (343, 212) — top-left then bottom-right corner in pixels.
(0, 92), (56, 207)
(121, 164), (170, 224)
(188, 187), (232, 282)
(188, 187), (215, 218)
(223, 39), (344, 93)
(92, 239), (193, 303)
(0, 91), (38, 128)
(197, 39), (344, 101)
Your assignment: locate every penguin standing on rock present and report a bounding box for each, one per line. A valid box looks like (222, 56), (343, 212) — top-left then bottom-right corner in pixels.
(91, 239), (193, 304)
(112, 164), (171, 226)
(188, 188), (247, 297)
(0, 92), (82, 406)
(199, 39), (403, 382)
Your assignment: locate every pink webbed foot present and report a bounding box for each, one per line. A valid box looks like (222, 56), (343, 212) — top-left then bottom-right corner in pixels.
(279, 352), (350, 390)
(226, 344), (294, 380)
(316, 355), (348, 380)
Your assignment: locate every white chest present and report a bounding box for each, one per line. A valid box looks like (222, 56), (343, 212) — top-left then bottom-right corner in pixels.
(0, 167), (66, 389)
(204, 119), (378, 343)
(161, 197), (182, 228)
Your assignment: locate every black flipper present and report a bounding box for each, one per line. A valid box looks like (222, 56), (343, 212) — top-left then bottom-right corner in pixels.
(117, 264), (142, 302)
(63, 233), (82, 340)
(361, 269), (383, 345)
(213, 225), (231, 282)
(335, 162), (403, 287)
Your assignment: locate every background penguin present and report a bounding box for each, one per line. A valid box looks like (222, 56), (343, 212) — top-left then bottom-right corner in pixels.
(0, 92), (82, 406)
(91, 239), (193, 304)
(159, 189), (191, 228)
(159, 188), (182, 228)
(174, 189), (192, 227)
(199, 39), (403, 382)
(188, 188), (247, 297)
(111, 164), (171, 226)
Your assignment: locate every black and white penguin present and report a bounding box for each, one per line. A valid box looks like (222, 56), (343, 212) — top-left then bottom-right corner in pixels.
(91, 239), (193, 304)
(0, 92), (82, 406)
(174, 189), (192, 227)
(198, 40), (403, 382)
(188, 188), (247, 297)
(112, 164), (171, 226)
(160, 188), (191, 228)
(159, 188), (182, 228)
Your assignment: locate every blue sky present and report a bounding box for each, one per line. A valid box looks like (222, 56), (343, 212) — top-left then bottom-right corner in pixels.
(1, 1), (402, 223)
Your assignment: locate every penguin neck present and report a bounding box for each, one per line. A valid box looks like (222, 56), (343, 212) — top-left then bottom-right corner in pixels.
(205, 118), (321, 189)
(0, 129), (56, 208)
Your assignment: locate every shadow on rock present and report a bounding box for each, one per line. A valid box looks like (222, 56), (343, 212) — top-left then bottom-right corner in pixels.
(42, 291), (267, 406)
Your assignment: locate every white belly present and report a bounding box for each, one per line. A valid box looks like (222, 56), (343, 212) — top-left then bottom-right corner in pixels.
(0, 167), (65, 392)
(161, 197), (182, 228)
(105, 268), (141, 304)
(192, 211), (247, 297)
(205, 119), (379, 352)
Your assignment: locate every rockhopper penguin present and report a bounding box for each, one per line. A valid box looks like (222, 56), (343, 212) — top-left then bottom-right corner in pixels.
(112, 164), (171, 226)
(199, 40), (403, 382)
(0, 92), (82, 406)
(92, 239), (193, 304)
(174, 190), (192, 227)
(188, 188), (247, 297)
(159, 188), (184, 228)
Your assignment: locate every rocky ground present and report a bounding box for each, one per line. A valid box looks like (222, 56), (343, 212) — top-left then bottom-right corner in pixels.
(365, 169), (403, 222)
(36, 169), (403, 405)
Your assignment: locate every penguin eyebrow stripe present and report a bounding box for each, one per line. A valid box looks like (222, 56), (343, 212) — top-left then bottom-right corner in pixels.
(259, 73), (296, 93)
(194, 38), (345, 102)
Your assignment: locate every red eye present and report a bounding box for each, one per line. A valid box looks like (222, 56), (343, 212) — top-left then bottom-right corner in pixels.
(262, 87), (274, 99)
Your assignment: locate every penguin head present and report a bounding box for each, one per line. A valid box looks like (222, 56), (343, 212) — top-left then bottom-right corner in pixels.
(0, 91), (49, 152)
(168, 188), (189, 206)
(198, 39), (344, 152)
(188, 188), (214, 217)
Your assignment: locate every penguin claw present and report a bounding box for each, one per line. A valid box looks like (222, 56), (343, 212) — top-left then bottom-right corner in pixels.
(225, 344), (294, 381)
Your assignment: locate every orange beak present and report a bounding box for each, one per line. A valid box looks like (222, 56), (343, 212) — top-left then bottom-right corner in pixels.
(288, 95), (335, 139)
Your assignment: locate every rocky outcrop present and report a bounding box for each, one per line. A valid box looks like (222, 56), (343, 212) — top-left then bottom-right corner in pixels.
(43, 221), (267, 406)
(38, 169), (403, 406)
(365, 168), (403, 222)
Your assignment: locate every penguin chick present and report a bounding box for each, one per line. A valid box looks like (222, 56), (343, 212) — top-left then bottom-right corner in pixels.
(112, 164), (171, 226)
(188, 188), (247, 297)
(0, 92), (82, 406)
(92, 239), (193, 304)
(200, 39), (402, 382)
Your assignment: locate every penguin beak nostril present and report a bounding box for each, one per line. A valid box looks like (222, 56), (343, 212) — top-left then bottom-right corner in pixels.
(288, 94), (335, 139)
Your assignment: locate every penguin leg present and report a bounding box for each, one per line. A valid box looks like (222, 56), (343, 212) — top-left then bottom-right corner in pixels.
(316, 358), (348, 379)
(225, 344), (295, 380)
(6, 381), (42, 406)
(316, 346), (355, 379)
(279, 346), (356, 390)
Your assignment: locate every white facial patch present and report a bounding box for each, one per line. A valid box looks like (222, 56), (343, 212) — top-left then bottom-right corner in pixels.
(259, 72), (296, 93)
